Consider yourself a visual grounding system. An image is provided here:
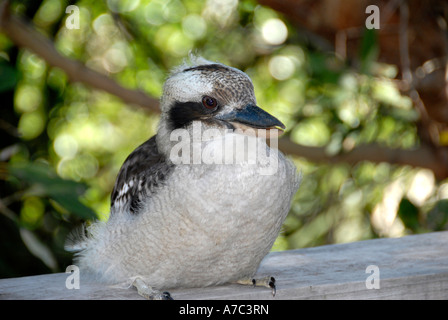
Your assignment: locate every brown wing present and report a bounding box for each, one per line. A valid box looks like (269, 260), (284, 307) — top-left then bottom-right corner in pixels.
(111, 135), (174, 215)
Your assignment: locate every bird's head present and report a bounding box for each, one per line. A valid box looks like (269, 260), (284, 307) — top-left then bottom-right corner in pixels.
(156, 56), (285, 157)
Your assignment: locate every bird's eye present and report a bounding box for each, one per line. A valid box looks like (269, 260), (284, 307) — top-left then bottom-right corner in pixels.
(202, 96), (217, 110)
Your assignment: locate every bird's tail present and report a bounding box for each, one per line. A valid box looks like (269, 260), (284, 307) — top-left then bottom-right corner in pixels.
(64, 223), (91, 252)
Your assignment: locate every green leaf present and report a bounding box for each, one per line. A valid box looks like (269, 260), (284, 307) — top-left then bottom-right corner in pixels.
(0, 61), (19, 92)
(20, 228), (58, 272)
(398, 197), (419, 231)
(359, 28), (379, 74)
(427, 199), (448, 231)
(7, 161), (97, 220)
(308, 53), (342, 84)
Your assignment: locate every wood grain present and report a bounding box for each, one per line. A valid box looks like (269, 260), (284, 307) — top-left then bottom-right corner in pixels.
(1, 231), (447, 300)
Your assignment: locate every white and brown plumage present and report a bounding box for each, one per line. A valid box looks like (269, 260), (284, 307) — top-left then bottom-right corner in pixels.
(67, 56), (300, 299)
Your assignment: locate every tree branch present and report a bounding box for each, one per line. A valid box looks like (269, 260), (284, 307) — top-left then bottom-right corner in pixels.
(0, 1), (160, 113)
(278, 138), (448, 179)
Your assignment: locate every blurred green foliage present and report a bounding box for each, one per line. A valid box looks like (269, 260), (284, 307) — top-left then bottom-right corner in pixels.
(1, 0), (447, 278)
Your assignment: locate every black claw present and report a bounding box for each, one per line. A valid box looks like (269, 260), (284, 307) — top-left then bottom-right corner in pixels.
(162, 291), (174, 300)
(269, 277), (276, 297)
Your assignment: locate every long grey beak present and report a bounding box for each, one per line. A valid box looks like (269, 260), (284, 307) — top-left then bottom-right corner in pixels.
(215, 104), (285, 130)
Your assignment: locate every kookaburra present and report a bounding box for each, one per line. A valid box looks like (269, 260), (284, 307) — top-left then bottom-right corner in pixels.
(67, 56), (300, 299)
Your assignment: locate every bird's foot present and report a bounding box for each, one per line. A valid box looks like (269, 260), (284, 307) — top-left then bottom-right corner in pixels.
(236, 276), (276, 297)
(132, 277), (173, 300)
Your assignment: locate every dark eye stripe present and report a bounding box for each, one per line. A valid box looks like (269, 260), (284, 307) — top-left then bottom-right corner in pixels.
(167, 100), (220, 130)
(168, 101), (202, 129)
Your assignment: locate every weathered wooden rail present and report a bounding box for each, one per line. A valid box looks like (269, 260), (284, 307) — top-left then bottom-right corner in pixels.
(1, 231), (447, 300)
